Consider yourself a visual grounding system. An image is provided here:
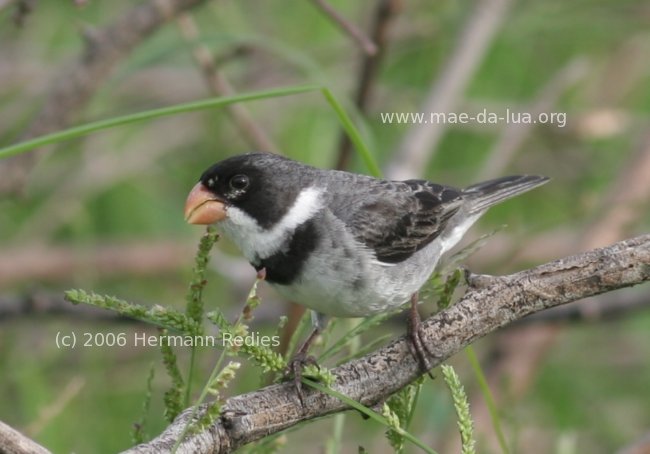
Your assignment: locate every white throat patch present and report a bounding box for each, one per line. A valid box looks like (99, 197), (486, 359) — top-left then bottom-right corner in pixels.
(218, 187), (324, 262)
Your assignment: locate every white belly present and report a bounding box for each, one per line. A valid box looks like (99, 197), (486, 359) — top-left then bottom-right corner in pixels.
(271, 238), (444, 317)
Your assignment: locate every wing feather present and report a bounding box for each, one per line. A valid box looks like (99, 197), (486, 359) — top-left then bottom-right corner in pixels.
(328, 178), (463, 264)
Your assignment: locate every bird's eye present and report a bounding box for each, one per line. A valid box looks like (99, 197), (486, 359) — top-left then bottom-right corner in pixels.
(229, 174), (249, 191)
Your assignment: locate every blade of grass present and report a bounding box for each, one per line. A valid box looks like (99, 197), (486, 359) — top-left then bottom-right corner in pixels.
(0, 85), (319, 159)
(465, 346), (510, 454)
(325, 412), (346, 454)
(2, 84), (381, 189)
(302, 378), (439, 454)
(320, 87), (382, 178)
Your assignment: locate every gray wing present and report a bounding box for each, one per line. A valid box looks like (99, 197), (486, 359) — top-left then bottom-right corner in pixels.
(325, 172), (548, 264)
(328, 177), (463, 264)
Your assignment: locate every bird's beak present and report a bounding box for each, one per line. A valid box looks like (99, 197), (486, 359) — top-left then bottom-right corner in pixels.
(184, 183), (227, 225)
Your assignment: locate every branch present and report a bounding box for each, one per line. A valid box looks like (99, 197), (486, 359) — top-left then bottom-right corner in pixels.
(458, 136), (650, 452)
(310, 0), (378, 56)
(0, 420), (51, 454)
(125, 234), (650, 453)
(176, 14), (280, 154)
(516, 288), (650, 324)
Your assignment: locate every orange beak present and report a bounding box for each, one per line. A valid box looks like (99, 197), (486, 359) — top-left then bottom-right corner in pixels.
(184, 182), (227, 225)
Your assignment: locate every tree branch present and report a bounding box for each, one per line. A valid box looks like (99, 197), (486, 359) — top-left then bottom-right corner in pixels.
(125, 234), (650, 453)
(176, 14), (280, 154)
(515, 288), (649, 324)
(0, 420), (51, 454)
(310, 0), (379, 56)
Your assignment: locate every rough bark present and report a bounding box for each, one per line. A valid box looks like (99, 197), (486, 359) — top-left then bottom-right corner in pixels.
(125, 234), (650, 453)
(0, 420), (51, 454)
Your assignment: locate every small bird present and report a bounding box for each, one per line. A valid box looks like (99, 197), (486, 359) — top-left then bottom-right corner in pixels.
(184, 152), (548, 399)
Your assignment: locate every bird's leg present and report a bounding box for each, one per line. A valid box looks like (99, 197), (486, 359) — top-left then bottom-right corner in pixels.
(407, 293), (435, 379)
(286, 326), (321, 406)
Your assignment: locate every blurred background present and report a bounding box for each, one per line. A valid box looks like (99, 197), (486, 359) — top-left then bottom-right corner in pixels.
(1, 0), (650, 452)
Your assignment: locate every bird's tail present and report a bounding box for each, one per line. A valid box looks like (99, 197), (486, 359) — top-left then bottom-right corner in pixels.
(462, 175), (549, 215)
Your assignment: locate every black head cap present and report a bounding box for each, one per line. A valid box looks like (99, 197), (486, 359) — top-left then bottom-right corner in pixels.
(199, 152), (310, 228)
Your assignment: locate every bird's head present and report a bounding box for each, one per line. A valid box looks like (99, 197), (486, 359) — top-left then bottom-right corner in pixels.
(184, 152), (309, 229)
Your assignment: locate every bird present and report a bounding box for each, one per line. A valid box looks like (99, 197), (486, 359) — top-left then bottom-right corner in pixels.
(184, 152), (548, 401)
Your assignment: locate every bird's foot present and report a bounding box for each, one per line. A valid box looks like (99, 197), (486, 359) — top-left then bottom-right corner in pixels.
(284, 351), (319, 406)
(283, 326), (322, 406)
(407, 294), (435, 379)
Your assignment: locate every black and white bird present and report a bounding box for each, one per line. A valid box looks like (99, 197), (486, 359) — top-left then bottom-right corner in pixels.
(184, 152), (548, 396)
